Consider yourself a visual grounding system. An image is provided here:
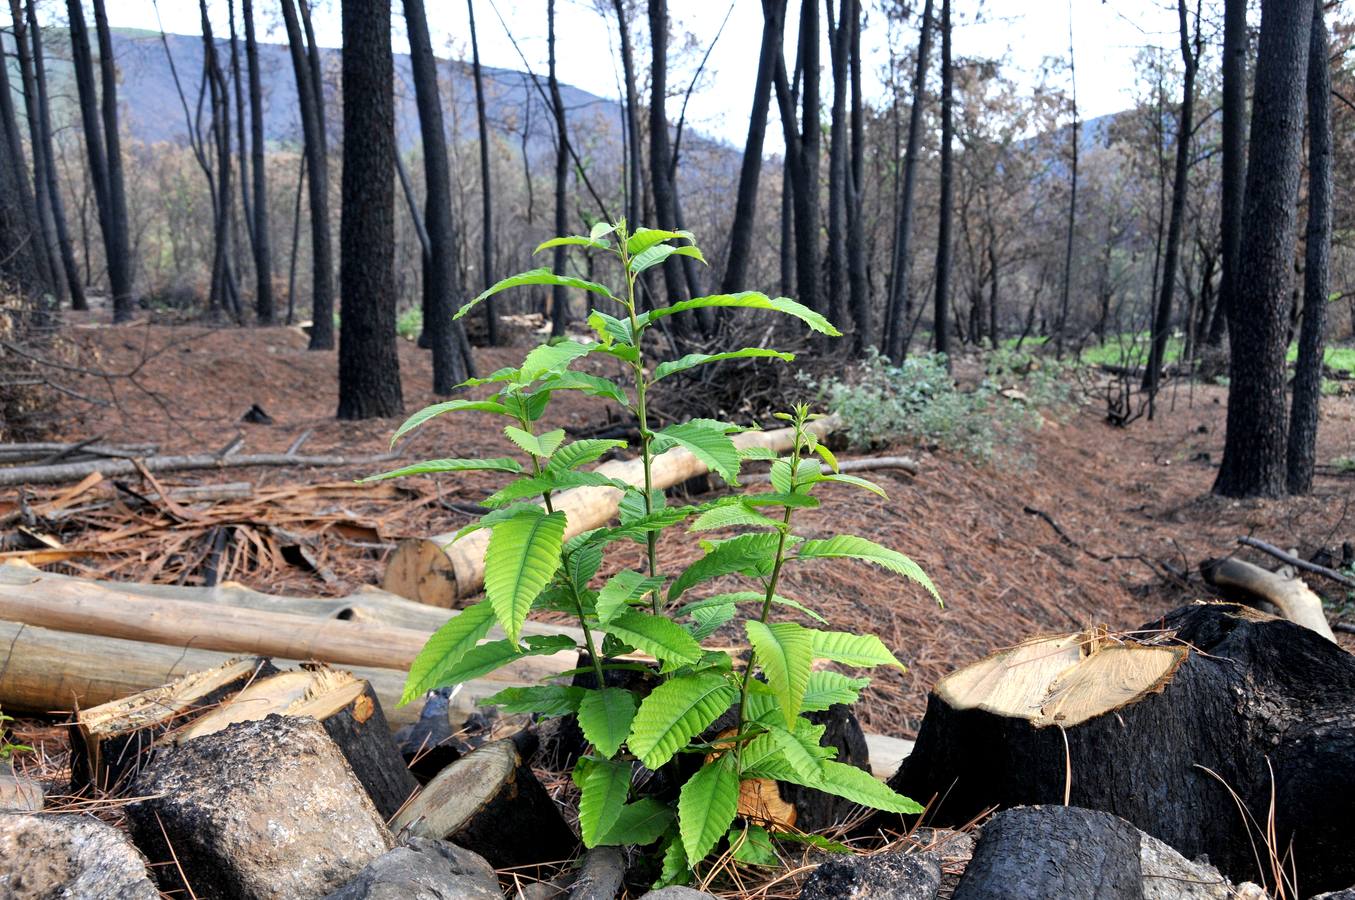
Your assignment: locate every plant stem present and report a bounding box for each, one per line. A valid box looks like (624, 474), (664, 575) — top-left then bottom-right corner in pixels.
(618, 231), (661, 614)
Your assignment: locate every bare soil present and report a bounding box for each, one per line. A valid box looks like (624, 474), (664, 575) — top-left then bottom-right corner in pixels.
(11, 316), (1355, 737)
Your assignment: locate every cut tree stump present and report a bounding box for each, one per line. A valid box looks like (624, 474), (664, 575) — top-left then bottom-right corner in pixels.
(70, 656), (276, 792)
(128, 715), (393, 900)
(390, 737), (577, 869)
(879, 603), (1355, 893)
(175, 665), (418, 819)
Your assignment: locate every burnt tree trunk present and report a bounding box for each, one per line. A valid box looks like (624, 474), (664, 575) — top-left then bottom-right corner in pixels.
(845, 0), (870, 351)
(90, 0), (134, 321)
(880, 603), (1355, 893)
(242, 0), (274, 324)
(280, 0), (334, 350)
(405, 0), (474, 391)
(883, 0), (932, 359)
(791, 0), (821, 314)
(1209, 0), (1247, 348)
(932, 0), (953, 362)
(6, 0), (60, 300)
(336, 0), (403, 420)
(612, 0), (643, 233)
(467, 0), (498, 346)
(1286, 0), (1330, 496)
(826, 0), (850, 331)
(1214, 0), (1311, 498)
(548, 0), (571, 336)
(721, 0), (784, 294)
(647, 0), (691, 320)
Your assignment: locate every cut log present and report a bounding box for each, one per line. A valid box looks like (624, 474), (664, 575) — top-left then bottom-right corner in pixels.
(390, 737), (577, 869)
(880, 603), (1355, 893)
(176, 665), (418, 819)
(1201, 556), (1337, 641)
(128, 715), (394, 899)
(71, 655), (276, 792)
(382, 416), (839, 607)
(0, 448), (402, 487)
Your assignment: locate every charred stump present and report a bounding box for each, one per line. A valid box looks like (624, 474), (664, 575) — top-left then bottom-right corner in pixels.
(877, 603), (1355, 893)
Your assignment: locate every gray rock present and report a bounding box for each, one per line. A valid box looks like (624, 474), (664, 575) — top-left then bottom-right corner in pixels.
(1139, 832), (1238, 899)
(634, 889), (720, 900)
(128, 714), (393, 900)
(0, 812), (159, 899)
(324, 837), (502, 899)
(799, 849), (942, 900)
(569, 847), (624, 900)
(0, 769), (43, 812)
(1309, 891), (1355, 900)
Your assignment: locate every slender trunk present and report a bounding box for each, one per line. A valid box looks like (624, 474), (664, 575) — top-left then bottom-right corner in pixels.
(1055, 1), (1078, 357)
(791, 0), (821, 313)
(468, 0), (498, 345)
(242, 0), (273, 323)
(932, 0), (953, 362)
(199, 0), (237, 320)
(884, 0), (933, 360)
(611, 0), (643, 231)
(647, 0), (689, 318)
(1210, 0), (1247, 347)
(91, 0), (134, 320)
(27, 0), (85, 308)
(1213, 0), (1312, 498)
(826, 0), (849, 331)
(287, 151), (306, 324)
(1144, 0), (1200, 411)
(1286, 0), (1329, 495)
(279, 0), (333, 349)
(228, 0), (253, 262)
(987, 231), (999, 346)
(774, 45), (802, 300)
(7, 0), (60, 300)
(404, 0), (474, 391)
(337, 0), (403, 420)
(846, 0), (869, 350)
(548, 0), (571, 336)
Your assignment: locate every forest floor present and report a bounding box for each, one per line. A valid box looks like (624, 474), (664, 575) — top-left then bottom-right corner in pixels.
(10, 315), (1355, 738)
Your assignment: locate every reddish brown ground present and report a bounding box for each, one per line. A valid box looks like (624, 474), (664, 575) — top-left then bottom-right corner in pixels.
(9, 317), (1355, 737)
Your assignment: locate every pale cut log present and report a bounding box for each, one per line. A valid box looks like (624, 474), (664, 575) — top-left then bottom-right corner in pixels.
(0, 575), (577, 682)
(177, 666), (418, 819)
(0, 560), (581, 639)
(390, 737), (576, 869)
(878, 603), (1355, 893)
(1201, 556), (1337, 642)
(0, 448), (402, 486)
(382, 416), (840, 607)
(71, 656), (277, 792)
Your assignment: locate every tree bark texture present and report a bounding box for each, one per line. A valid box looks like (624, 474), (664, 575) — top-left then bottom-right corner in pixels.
(647, 0), (690, 319)
(826, 0), (850, 331)
(336, 0), (403, 420)
(932, 0), (954, 361)
(242, 0), (274, 324)
(6, 0), (60, 300)
(90, 0), (134, 321)
(791, 0), (821, 315)
(1286, 0), (1330, 496)
(1214, 0), (1311, 498)
(612, 0), (643, 232)
(1210, 0), (1248, 347)
(467, 0), (498, 345)
(548, 0), (572, 336)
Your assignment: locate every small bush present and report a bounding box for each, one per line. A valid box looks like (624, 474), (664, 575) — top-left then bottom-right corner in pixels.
(396, 306), (422, 341)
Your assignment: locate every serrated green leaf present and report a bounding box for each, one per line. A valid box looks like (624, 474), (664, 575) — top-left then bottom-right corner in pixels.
(689, 500), (784, 532)
(651, 422), (741, 485)
(796, 535), (939, 602)
(500, 389), (553, 422)
(652, 348), (794, 383)
(427, 634), (577, 687)
(484, 509), (567, 642)
(668, 532), (783, 603)
(563, 541), (604, 593)
(729, 824), (779, 866)
(604, 610), (703, 666)
(747, 620), (813, 727)
(657, 833), (691, 887)
(802, 671), (871, 710)
(806, 472), (888, 498)
(742, 492), (820, 509)
(767, 722), (826, 781)
(640, 292), (840, 337)
(769, 457), (821, 494)
(618, 487), (662, 524)
(449, 502), (533, 542)
(480, 684), (585, 716)
(628, 672), (737, 769)
(520, 340), (598, 381)
(813, 443), (840, 472)
(482, 469), (629, 507)
(577, 688), (638, 758)
(689, 602), (736, 640)
(547, 439), (628, 474)
(503, 426), (565, 458)
(812, 760), (924, 814)
(739, 446), (780, 461)
(809, 629), (905, 669)
(596, 570), (665, 623)
(456, 268), (617, 319)
(590, 221), (617, 241)
(535, 235), (611, 254)
(630, 243), (707, 276)
(360, 457), (522, 483)
(626, 227), (693, 257)
(400, 601), (497, 704)
(579, 757), (632, 847)
(389, 399), (513, 445)
(597, 798), (674, 847)
(537, 370), (631, 406)
(587, 309), (634, 345)
(678, 754), (739, 863)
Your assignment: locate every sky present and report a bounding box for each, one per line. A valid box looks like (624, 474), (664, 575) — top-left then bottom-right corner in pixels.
(85, 0), (1186, 152)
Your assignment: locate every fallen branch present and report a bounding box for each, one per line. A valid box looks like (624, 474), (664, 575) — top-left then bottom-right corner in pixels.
(0, 449), (400, 487)
(1236, 536), (1355, 590)
(1200, 556), (1337, 642)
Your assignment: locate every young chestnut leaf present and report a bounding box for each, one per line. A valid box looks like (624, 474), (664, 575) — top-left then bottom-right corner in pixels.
(677, 753), (739, 863)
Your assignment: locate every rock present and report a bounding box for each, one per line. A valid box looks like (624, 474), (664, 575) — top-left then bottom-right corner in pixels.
(0, 812), (159, 899)
(798, 849), (942, 900)
(0, 762), (43, 812)
(1139, 832), (1241, 899)
(127, 714), (393, 899)
(634, 889), (720, 900)
(1311, 891), (1355, 900)
(569, 846), (624, 900)
(323, 837), (502, 899)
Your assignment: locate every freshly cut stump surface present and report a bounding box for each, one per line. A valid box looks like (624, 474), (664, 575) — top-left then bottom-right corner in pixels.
(127, 714), (393, 899)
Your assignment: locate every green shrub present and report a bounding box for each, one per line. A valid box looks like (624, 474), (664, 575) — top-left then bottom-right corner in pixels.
(365, 222), (937, 885)
(396, 306), (423, 340)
